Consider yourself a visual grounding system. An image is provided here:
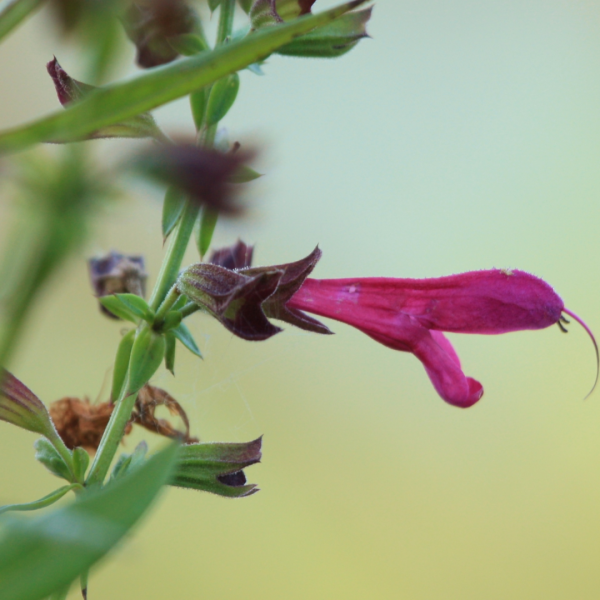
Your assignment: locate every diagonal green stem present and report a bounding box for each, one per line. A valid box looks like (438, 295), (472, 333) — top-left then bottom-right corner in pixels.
(0, 0), (45, 42)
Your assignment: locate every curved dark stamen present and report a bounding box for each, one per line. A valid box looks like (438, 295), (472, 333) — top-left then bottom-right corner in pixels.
(558, 321), (568, 333)
(562, 308), (599, 399)
(560, 316), (570, 324)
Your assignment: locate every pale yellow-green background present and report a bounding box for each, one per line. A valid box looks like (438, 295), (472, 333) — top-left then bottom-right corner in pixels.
(2, 1), (600, 598)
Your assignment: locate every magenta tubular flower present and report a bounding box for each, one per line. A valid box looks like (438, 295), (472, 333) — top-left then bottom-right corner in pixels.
(286, 269), (596, 408)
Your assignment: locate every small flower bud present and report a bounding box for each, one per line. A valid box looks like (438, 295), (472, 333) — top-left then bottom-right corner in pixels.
(47, 58), (163, 140)
(0, 371), (56, 437)
(123, 0), (198, 68)
(170, 437), (262, 497)
(137, 143), (254, 214)
(209, 239), (254, 270)
(88, 251), (147, 320)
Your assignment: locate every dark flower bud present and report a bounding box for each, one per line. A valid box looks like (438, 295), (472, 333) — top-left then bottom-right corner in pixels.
(137, 143), (253, 214)
(46, 58), (163, 140)
(177, 263), (283, 340)
(242, 246), (332, 334)
(0, 371), (57, 437)
(170, 437), (262, 498)
(89, 251), (147, 320)
(209, 239), (254, 270)
(123, 0), (198, 68)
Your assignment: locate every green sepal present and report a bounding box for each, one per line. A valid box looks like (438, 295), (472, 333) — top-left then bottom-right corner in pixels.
(238, 0), (253, 12)
(34, 438), (72, 482)
(170, 438), (261, 497)
(126, 327), (166, 395)
(276, 7), (371, 58)
(205, 73), (240, 126)
(0, 484), (81, 517)
(229, 164), (263, 183)
(72, 447), (90, 483)
(197, 207), (218, 258)
(114, 294), (154, 322)
(111, 329), (136, 402)
(172, 294), (189, 312)
(0, 444), (177, 600)
(250, 0), (283, 29)
(169, 33), (209, 56)
(172, 323), (202, 358)
(110, 441), (148, 482)
(209, 0), (222, 10)
(162, 186), (187, 239)
(165, 331), (176, 375)
(98, 296), (140, 323)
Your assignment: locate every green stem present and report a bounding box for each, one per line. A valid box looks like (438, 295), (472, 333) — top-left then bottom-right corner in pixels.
(0, 0), (45, 42)
(86, 384), (139, 487)
(216, 0), (236, 46)
(148, 200), (200, 311)
(154, 285), (181, 325)
(46, 428), (79, 482)
(179, 302), (201, 319)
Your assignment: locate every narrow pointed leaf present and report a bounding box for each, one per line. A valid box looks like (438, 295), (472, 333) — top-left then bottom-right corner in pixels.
(114, 294), (154, 322)
(229, 164), (263, 183)
(206, 72), (240, 126)
(0, 0), (368, 154)
(197, 207), (218, 258)
(0, 444), (177, 600)
(172, 323), (202, 358)
(98, 296), (140, 323)
(0, 485), (80, 516)
(165, 331), (176, 375)
(72, 447), (90, 482)
(111, 329), (136, 402)
(162, 186), (187, 239)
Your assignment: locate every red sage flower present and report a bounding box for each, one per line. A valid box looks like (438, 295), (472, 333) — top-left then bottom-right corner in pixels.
(286, 269), (597, 408)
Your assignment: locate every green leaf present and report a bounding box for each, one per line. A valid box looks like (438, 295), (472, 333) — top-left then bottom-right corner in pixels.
(162, 186), (187, 239)
(0, 484), (80, 516)
(110, 441), (148, 482)
(126, 327), (166, 395)
(229, 164), (263, 183)
(206, 72), (240, 126)
(170, 438), (261, 498)
(165, 331), (176, 375)
(0, 444), (177, 600)
(0, 0), (368, 154)
(277, 7), (372, 58)
(98, 296), (139, 323)
(172, 323), (202, 358)
(197, 207), (218, 258)
(111, 329), (136, 402)
(209, 0), (222, 10)
(72, 448), (90, 483)
(114, 293), (154, 322)
(190, 88), (210, 131)
(34, 438), (72, 482)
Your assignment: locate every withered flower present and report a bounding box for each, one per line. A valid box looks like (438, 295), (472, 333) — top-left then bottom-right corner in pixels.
(209, 239), (254, 270)
(49, 397), (123, 451)
(123, 0), (197, 68)
(133, 384), (198, 444)
(89, 251), (147, 319)
(49, 384), (197, 451)
(138, 143), (252, 214)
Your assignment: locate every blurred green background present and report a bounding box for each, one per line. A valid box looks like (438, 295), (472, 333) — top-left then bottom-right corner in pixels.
(2, 0), (600, 597)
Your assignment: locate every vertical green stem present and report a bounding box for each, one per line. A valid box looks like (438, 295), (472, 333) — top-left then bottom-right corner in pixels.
(148, 200), (200, 311)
